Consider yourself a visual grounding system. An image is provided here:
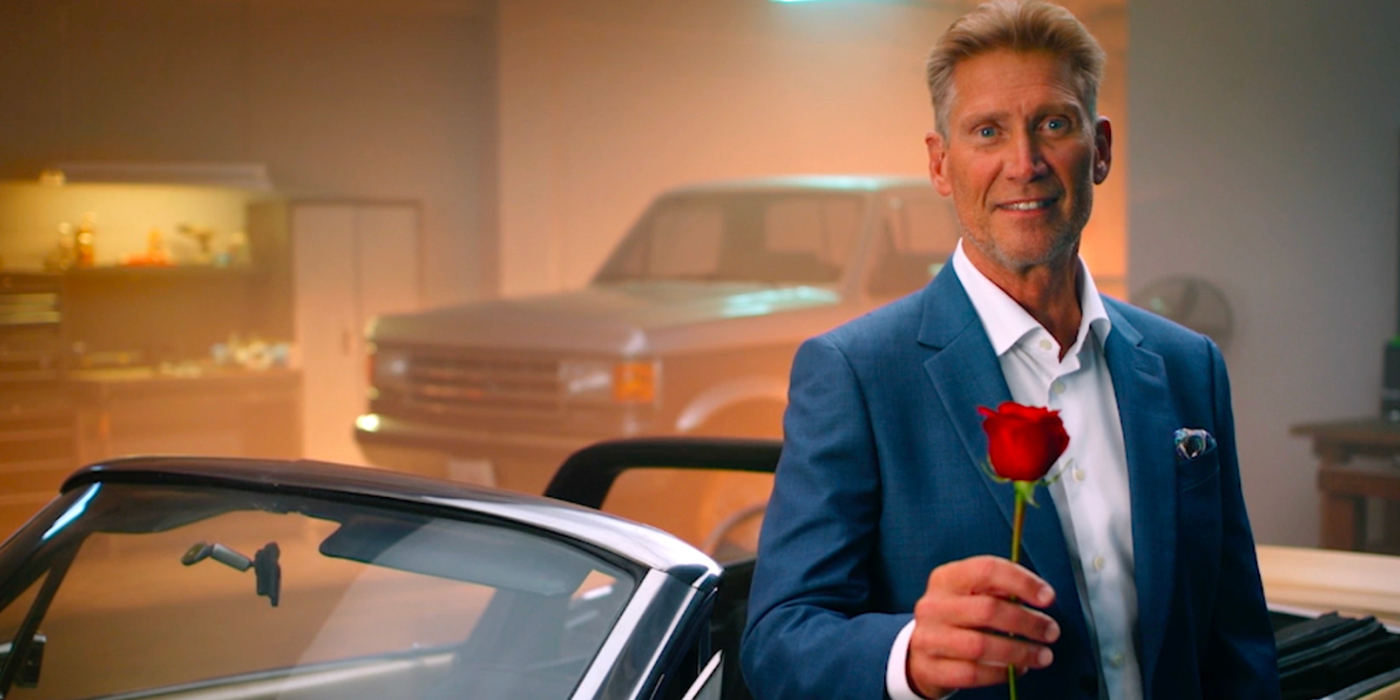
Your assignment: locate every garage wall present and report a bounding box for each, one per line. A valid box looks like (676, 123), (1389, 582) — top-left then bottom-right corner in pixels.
(1129, 0), (1400, 545)
(496, 0), (1128, 296)
(0, 0), (498, 305)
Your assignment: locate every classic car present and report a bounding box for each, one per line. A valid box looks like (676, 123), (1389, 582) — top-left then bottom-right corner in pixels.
(0, 438), (775, 700)
(3, 437), (1400, 700)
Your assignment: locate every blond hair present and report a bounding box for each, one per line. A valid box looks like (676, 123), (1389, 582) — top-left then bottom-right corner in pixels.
(926, 0), (1105, 137)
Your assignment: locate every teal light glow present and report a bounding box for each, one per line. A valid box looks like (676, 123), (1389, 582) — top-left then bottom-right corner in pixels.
(721, 286), (840, 318)
(42, 484), (101, 541)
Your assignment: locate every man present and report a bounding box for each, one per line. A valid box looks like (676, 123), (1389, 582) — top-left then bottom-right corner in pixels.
(739, 2), (1279, 699)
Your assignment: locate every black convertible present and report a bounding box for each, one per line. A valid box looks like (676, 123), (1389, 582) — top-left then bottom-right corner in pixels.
(0, 439), (1396, 700)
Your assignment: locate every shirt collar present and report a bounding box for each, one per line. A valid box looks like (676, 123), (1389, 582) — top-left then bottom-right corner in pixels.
(950, 240), (1111, 358)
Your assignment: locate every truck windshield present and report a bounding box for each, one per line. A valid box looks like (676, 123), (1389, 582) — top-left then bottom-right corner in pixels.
(594, 191), (866, 285)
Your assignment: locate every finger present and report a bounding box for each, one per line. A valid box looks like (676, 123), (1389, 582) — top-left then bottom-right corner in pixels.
(908, 656), (1025, 697)
(916, 594), (1061, 644)
(913, 624), (1055, 669)
(927, 556), (1055, 607)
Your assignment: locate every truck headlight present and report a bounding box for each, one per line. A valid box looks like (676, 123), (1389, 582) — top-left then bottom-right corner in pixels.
(561, 359), (659, 405)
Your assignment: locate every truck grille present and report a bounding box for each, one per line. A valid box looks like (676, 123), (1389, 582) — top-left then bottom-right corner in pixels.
(385, 351), (561, 415)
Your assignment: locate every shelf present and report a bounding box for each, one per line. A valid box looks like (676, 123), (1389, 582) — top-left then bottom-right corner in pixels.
(61, 265), (262, 281)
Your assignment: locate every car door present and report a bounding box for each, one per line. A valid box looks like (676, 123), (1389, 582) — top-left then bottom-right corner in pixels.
(544, 437), (780, 700)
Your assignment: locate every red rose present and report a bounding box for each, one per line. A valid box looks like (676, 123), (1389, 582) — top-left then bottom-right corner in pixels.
(977, 402), (1070, 482)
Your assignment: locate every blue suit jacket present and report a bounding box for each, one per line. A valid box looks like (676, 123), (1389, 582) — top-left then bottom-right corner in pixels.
(740, 265), (1279, 700)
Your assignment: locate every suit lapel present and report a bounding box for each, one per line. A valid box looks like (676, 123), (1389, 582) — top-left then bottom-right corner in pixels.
(916, 266), (1092, 658)
(1102, 301), (1176, 694)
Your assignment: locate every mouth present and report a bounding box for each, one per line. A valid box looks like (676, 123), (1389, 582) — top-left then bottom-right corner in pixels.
(996, 197), (1057, 212)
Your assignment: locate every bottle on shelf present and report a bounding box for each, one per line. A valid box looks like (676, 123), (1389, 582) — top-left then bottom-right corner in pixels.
(44, 223), (76, 272)
(75, 212), (97, 268)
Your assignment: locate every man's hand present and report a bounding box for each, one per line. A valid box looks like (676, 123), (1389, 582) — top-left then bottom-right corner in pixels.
(906, 555), (1061, 699)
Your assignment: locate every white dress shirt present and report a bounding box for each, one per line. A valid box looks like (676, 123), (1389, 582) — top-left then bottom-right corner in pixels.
(887, 242), (1141, 700)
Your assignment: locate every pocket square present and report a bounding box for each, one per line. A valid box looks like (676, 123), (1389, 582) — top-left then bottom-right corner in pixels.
(1173, 427), (1216, 461)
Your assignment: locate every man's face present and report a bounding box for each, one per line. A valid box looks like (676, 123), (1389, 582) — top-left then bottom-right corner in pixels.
(926, 50), (1111, 275)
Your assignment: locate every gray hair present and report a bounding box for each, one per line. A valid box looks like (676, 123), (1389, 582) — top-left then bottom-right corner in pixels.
(926, 0), (1106, 137)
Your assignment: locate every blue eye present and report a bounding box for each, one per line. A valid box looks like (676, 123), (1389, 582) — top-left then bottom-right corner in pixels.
(1045, 118), (1066, 131)
(978, 126), (996, 138)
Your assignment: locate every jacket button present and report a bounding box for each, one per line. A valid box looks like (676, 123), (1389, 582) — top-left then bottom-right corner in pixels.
(1079, 674), (1098, 694)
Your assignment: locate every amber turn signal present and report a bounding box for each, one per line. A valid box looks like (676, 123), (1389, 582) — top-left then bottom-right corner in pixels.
(612, 361), (657, 404)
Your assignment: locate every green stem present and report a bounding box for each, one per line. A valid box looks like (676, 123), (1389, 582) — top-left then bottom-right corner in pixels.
(1010, 486), (1026, 565)
(1008, 484), (1027, 700)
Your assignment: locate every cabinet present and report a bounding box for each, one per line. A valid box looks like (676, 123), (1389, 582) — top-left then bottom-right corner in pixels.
(0, 272), (74, 535)
(70, 367), (300, 467)
(291, 201), (422, 464)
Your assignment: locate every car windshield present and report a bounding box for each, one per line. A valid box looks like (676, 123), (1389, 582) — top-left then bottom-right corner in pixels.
(0, 482), (637, 700)
(594, 190), (867, 285)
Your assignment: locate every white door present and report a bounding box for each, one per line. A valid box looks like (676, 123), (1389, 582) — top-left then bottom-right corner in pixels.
(293, 201), (421, 464)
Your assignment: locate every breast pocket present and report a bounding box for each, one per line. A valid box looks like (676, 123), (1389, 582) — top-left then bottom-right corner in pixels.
(1177, 451), (1220, 493)
(1176, 450), (1224, 586)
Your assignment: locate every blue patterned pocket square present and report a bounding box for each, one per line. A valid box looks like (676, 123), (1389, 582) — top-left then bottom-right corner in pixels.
(1174, 428), (1216, 462)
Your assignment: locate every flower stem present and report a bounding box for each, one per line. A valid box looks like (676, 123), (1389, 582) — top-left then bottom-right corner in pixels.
(1008, 484), (1028, 700)
(1010, 485), (1026, 566)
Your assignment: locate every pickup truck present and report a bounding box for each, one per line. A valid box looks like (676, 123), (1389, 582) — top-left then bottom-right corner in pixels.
(354, 175), (960, 493)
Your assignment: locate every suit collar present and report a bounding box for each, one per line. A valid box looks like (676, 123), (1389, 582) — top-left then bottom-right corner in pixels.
(1102, 301), (1176, 695)
(948, 243), (1114, 357)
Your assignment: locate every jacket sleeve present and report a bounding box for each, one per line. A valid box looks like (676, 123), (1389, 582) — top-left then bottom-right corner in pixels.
(740, 335), (910, 700)
(1202, 340), (1281, 699)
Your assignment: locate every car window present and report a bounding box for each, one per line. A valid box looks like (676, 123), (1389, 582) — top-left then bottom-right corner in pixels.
(764, 196), (862, 268)
(600, 468), (773, 563)
(868, 195), (959, 298)
(648, 206), (725, 279)
(595, 192), (865, 285)
(0, 483), (636, 700)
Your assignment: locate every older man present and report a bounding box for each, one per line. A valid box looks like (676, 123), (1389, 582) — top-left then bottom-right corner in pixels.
(739, 2), (1279, 699)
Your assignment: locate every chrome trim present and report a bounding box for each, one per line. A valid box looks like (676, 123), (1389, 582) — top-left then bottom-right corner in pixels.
(424, 496), (720, 584)
(379, 349), (563, 414)
(571, 569), (668, 700)
(572, 568), (714, 700)
(680, 652), (723, 700)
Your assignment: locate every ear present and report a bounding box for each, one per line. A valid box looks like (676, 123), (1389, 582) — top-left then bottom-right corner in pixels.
(926, 131), (953, 196)
(1092, 116), (1113, 185)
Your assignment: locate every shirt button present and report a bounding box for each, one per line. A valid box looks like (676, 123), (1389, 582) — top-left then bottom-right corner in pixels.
(1038, 339), (1052, 352)
(1074, 467), (1086, 482)
(1110, 651), (1125, 668)
(1092, 555), (1106, 572)
(1050, 380), (1066, 395)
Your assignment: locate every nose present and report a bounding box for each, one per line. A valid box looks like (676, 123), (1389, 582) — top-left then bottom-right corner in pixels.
(1004, 131), (1048, 183)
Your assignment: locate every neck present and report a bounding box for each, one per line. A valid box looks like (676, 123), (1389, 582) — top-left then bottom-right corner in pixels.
(965, 246), (1083, 358)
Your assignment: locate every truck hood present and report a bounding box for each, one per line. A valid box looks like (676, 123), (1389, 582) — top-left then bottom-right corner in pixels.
(370, 281), (854, 356)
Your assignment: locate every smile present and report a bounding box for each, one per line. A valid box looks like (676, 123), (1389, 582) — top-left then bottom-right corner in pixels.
(999, 199), (1054, 211)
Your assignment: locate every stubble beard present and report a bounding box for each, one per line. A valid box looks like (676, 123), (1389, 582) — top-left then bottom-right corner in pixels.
(961, 177), (1094, 276)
